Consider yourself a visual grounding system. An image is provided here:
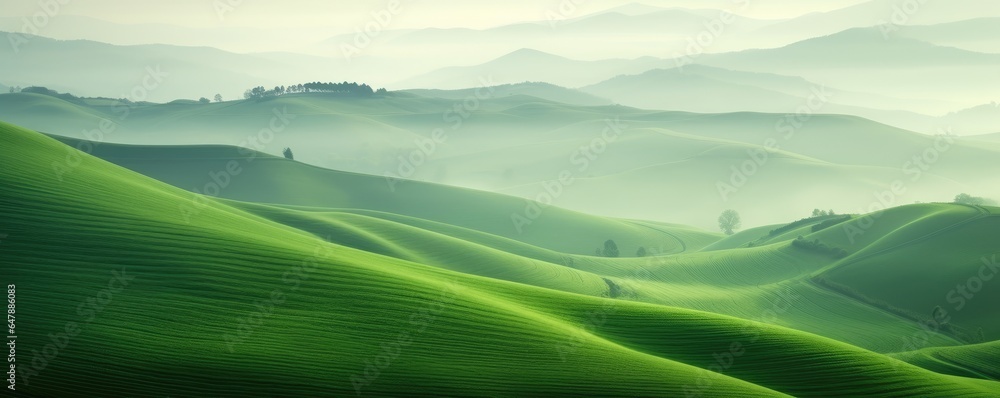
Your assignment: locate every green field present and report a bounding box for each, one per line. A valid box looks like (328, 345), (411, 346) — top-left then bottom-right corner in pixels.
(2, 120), (998, 396)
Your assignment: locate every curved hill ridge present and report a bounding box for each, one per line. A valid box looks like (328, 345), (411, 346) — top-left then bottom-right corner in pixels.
(2, 121), (999, 396)
(45, 134), (720, 256)
(38, 128), (1000, 351)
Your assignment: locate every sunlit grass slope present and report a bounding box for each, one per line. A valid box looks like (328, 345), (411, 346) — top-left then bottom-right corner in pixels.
(2, 121), (775, 396)
(808, 204), (1000, 341)
(224, 200), (978, 354)
(3, 122), (999, 396)
(224, 201), (610, 297)
(44, 130), (995, 353)
(891, 340), (1000, 381)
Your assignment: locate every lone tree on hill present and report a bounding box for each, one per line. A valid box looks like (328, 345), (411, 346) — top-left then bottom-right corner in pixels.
(282, 147), (294, 160)
(718, 209), (742, 235)
(603, 239), (620, 258)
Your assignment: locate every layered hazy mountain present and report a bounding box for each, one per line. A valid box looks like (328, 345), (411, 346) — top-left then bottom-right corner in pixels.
(3, 1), (997, 130)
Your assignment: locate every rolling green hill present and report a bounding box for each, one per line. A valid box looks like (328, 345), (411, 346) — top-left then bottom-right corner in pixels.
(2, 119), (996, 396)
(44, 134), (717, 256)
(37, 127), (1000, 353)
(3, 120), (1000, 396)
(891, 340), (1000, 380)
(4, 3), (999, 396)
(4, 91), (1000, 232)
(218, 200), (974, 354)
(810, 204), (1000, 341)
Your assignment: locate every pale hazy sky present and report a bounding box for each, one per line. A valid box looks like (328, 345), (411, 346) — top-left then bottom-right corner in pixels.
(4, 0), (870, 31)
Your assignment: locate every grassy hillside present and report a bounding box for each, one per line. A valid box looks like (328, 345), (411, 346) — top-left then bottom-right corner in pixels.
(891, 341), (1000, 380)
(223, 200), (971, 353)
(4, 121), (766, 396)
(3, 120), (999, 396)
(20, 122), (994, 351)
(41, 129), (1000, 353)
(809, 204), (1000, 341)
(44, 134), (717, 256)
(4, 92), (1000, 230)
(700, 223), (785, 251)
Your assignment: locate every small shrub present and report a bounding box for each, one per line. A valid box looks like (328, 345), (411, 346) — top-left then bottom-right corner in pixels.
(602, 278), (622, 298)
(811, 215), (852, 232)
(770, 215), (833, 236)
(792, 237), (848, 259)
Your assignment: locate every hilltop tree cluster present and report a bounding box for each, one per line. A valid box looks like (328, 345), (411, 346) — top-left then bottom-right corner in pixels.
(954, 193), (997, 206)
(592, 241), (652, 258)
(243, 81), (387, 100)
(811, 215), (852, 232)
(811, 209), (836, 217)
(19, 86), (80, 102)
